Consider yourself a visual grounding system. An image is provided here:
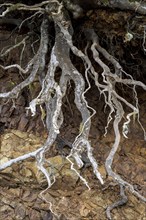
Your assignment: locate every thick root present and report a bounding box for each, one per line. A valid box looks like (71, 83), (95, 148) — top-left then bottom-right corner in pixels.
(0, 1), (146, 219)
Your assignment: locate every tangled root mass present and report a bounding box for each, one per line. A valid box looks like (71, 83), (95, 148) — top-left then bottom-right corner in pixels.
(0, 1), (146, 219)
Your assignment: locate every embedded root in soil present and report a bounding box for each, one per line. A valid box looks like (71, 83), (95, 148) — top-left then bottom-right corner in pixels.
(0, 1), (146, 219)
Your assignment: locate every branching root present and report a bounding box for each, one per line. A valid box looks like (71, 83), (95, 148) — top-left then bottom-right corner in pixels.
(0, 1), (146, 219)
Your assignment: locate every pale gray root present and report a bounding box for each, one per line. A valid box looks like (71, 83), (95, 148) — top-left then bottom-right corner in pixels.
(0, 0), (146, 211)
(106, 185), (128, 220)
(0, 1), (103, 188)
(0, 36), (29, 57)
(49, 5), (104, 185)
(108, 0), (146, 15)
(84, 28), (146, 203)
(0, 18), (49, 99)
(0, 1), (52, 17)
(70, 0), (146, 15)
(0, 147), (43, 171)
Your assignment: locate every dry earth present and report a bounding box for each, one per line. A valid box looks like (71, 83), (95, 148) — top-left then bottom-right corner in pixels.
(0, 8), (146, 219)
(0, 88), (146, 219)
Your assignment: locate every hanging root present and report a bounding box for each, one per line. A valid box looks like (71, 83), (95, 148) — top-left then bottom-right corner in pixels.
(106, 185), (128, 220)
(0, 1), (146, 219)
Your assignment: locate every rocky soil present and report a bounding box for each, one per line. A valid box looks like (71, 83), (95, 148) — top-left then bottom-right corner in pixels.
(0, 7), (146, 220)
(0, 107), (146, 220)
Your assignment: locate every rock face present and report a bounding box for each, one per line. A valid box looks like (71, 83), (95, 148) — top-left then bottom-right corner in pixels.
(0, 130), (80, 187)
(0, 4), (146, 218)
(0, 130), (146, 220)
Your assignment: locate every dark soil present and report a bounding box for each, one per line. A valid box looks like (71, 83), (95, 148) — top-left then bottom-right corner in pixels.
(0, 8), (146, 220)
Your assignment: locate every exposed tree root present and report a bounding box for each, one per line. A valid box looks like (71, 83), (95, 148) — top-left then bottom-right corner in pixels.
(106, 185), (128, 220)
(0, 1), (146, 219)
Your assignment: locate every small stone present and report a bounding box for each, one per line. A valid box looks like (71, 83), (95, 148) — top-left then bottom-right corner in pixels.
(0, 156), (9, 165)
(1, 143), (11, 152)
(15, 204), (26, 220)
(80, 204), (90, 217)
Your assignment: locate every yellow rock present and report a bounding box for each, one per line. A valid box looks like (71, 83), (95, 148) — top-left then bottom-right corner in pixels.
(0, 156), (9, 165)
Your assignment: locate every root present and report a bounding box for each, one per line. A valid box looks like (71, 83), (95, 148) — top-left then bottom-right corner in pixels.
(106, 185), (128, 220)
(0, 1), (146, 219)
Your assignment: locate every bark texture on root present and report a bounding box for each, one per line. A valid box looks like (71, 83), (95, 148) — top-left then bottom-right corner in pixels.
(0, 1), (146, 219)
